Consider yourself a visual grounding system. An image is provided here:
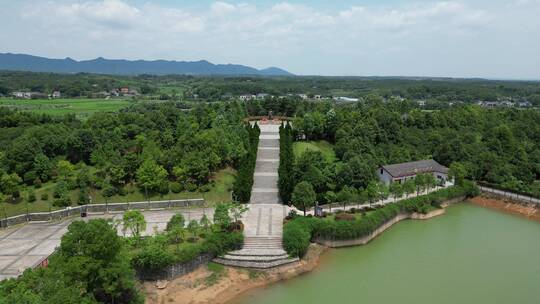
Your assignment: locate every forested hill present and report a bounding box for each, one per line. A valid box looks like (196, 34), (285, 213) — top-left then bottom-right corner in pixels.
(0, 53), (293, 76)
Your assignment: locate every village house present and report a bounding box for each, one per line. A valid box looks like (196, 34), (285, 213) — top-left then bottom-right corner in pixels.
(377, 159), (449, 185)
(51, 91), (61, 98)
(12, 91), (45, 99)
(120, 87), (130, 94)
(239, 94), (256, 101)
(333, 96), (359, 102)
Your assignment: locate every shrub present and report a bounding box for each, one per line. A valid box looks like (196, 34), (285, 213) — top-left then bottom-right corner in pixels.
(132, 244), (175, 272)
(170, 182), (182, 193)
(335, 213), (355, 221)
(166, 214), (185, 231)
(203, 231), (243, 256)
(41, 193), (49, 201)
(27, 190), (37, 203)
(283, 217), (313, 258)
(34, 178), (42, 189)
(186, 183), (198, 192)
(53, 195), (71, 207)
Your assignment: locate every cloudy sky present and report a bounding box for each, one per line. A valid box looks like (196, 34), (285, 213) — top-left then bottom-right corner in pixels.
(1, 0), (539, 78)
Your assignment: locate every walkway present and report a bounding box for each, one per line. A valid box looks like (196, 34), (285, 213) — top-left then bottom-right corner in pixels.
(215, 122), (298, 268)
(479, 186), (540, 205)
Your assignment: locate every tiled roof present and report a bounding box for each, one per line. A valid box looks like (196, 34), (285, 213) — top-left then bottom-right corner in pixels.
(381, 159), (448, 178)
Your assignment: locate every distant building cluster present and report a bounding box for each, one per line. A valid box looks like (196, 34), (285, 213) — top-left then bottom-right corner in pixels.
(478, 99), (532, 108)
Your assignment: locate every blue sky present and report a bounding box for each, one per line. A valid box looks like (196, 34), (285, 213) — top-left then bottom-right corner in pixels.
(1, 0), (539, 78)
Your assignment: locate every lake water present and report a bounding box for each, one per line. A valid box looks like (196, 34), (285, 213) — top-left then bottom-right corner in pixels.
(234, 203), (540, 304)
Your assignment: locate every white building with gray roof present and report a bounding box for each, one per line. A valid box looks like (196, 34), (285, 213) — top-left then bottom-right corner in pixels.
(377, 159), (449, 185)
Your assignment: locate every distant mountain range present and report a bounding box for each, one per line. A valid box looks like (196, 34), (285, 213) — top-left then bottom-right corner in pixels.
(0, 53), (293, 76)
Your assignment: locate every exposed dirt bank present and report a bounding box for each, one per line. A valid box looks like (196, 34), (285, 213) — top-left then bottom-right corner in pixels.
(143, 244), (326, 304)
(470, 195), (540, 221)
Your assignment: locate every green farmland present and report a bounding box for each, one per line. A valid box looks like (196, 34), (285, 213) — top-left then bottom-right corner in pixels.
(0, 98), (134, 117)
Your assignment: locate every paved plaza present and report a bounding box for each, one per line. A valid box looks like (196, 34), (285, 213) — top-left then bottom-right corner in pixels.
(0, 208), (213, 280)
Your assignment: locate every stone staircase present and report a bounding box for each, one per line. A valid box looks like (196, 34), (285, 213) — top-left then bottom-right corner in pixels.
(214, 123), (298, 269)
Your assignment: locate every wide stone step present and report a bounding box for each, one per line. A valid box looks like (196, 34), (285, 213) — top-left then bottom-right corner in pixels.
(213, 257), (299, 269)
(222, 254), (289, 262)
(227, 248), (287, 256)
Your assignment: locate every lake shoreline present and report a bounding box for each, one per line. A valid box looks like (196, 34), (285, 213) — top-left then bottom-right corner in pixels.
(470, 195), (540, 221)
(143, 244), (327, 304)
(143, 205), (455, 303)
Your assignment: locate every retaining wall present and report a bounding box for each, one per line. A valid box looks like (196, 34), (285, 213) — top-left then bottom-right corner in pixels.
(0, 199), (205, 228)
(315, 196), (465, 248)
(136, 253), (214, 281)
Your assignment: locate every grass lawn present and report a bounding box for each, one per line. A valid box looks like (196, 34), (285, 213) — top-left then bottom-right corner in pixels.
(293, 140), (337, 163)
(0, 98), (134, 118)
(1, 168), (236, 218)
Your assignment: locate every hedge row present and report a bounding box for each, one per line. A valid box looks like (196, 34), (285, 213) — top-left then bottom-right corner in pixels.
(283, 182), (479, 258)
(278, 123), (295, 203)
(233, 123), (260, 203)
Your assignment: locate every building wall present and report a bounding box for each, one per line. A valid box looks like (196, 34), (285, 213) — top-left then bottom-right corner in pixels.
(377, 168), (394, 185)
(378, 168), (448, 185)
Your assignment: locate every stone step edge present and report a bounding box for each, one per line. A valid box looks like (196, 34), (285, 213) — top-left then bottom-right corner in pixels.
(213, 257), (299, 269)
(221, 254), (290, 262)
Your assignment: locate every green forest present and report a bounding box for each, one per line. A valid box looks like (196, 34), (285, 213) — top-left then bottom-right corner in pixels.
(0, 76), (539, 218)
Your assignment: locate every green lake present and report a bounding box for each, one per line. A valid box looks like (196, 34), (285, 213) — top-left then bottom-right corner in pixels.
(235, 203), (540, 304)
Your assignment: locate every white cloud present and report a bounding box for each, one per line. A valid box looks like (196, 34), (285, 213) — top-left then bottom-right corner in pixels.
(3, 0), (540, 78)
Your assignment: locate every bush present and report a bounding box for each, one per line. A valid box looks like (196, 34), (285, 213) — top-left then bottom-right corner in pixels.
(335, 213), (355, 221)
(34, 178), (42, 189)
(203, 231), (244, 256)
(132, 244), (175, 272)
(41, 193), (49, 201)
(283, 217), (313, 258)
(166, 214), (185, 231)
(170, 182), (183, 193)
(53, 195), (71, 207)
(186, 183), (198, 192)
(27, 190), (37, 203)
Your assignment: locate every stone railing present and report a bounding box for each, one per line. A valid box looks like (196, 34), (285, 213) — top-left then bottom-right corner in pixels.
(479, 186), (540, 205)
(0, 198), (205, 229)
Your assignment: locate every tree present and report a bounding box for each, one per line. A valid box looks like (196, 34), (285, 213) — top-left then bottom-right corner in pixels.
(403, 179), (416, 198)
(187, 220), (200, 240)
(389, 182), (403, 202)
(376, 182), (390, 202)
(1, 173), (22, 203)
(57, 219), (142, 303)
(366, 181), (379, 206)
(167, 225), (186, 245)
(199, 214), (211, 233)
(213, 203), (232, 230)
(56, 160), (75, 181)
(291, 181), (316, 216)
(122, 210), (147, 238)
(337, 186), (354, 209)
(229, 203), (248, 223)
(136, 159), (168, 201)
(324, 191), (336, 211)
(449, 162), (467, 186)
(166, 213), (185, 231)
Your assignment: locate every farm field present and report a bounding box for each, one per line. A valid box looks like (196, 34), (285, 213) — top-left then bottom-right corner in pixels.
(0, 98), (134, 117)
(293, 140), (337, 162)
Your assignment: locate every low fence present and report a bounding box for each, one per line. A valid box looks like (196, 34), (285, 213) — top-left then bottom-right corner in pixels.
(0, 198), (205, 229)
(479, 186), (540, 205)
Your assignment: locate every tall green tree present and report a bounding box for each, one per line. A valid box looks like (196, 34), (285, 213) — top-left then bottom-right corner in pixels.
(291, 181), (316, 216)
(136, 159), (168, 200)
